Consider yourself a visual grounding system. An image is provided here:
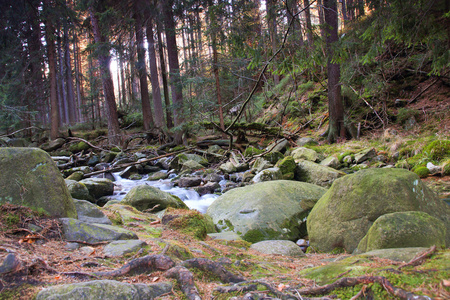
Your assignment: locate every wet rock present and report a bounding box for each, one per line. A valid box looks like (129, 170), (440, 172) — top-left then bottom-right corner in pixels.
(195, 182), (220, 196)
(66, 180), (92, 201)
(147, 171), (169, 181)
(122, 185), (188, 212)
(178, 176), (202, 188)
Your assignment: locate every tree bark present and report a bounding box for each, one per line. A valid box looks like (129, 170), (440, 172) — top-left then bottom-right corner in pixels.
(156, 23), (173, 129)
(64, 20), (76, 124)
(162, 0), (184, 144)
(44, 0), (59, 140)
(134, 10), (154, 130)
(266, 0), (279, 85)
(317, 0), (326, 39)
(324, 0), (344, 143)
(88, 6), (121, 145)
(304, 0), (313, 46)
(146, 17), (165, 128)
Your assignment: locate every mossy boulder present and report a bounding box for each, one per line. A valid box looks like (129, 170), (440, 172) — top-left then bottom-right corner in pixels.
(73, 199), (111, 225)
(275, 156), (296, 180)
(68, 141), (91, 153)
(252, 167), (282, 183)
(291, 147), (319, 162)
(295, 159), (346, 188)
(0, 147), (76, 218)
(121, 185), (188, 212)
(263, 151), (284, 164)
(206, 180), (326, 243)
(79, 178), (114, 199)
(169, 153), (208, 171)
(356, 211), (446, 253)
(307, 168), (450, 253)
(35, 280), (173, 300)
(66, 180), (92, 201)
(250, 240), (305, 257)
(244, 146), (264, 157)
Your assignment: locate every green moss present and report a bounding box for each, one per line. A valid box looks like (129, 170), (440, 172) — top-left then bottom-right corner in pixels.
(413, 166), (430, 178)
(0, 284), (40, 300)
(166, 209), (215, 240)
(443, 159), (450, 175)
(243, 146), (264, 157)
(423, 140), (450, 162)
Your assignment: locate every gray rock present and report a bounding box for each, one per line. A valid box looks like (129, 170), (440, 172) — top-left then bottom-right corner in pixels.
(66, 180), (92, 201)
(169, 153), (208, 171)
(320, 156), (340, 169)
(0, 253), (21, 274)
(207, 232), (243, 241)
(426, 162), (441, 175)
(307, 168), (450, 253)
(0, 148), (77, 218)
(65, 242), (80, 251)
(361, 248), (430, 262)
(121, 185), (188, 212)
(147, 171), (168, 181)
(267, 139), (290, 153)
(204, 173), (222, 183)
(181, 160), (204, 172)
(354, 148), (377, 164)
(74, 199), (112, 225)
(178, 176), (202, 187)
(60, 218), (138, 243)
(250, 240), (305, 257)
(296, 137), (318, 147)
(40, 138), (65, 152)
(219, 161), (237, 174)
(35, 280), (173, 300)
(292, 147), (319, 162)
(295, 159), (346, 188)
(103, 240), (147, 257)
(252, 167), (282, 183)
(79, 178), (115, 199)
(356, 211), (446, 253)
(251, 157), (273, 173)
(195, 182), (220, 196)
(207, 180), (326, 243)
(119, 166), (138, 179)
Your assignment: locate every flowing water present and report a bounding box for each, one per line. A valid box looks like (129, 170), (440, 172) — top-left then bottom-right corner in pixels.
(112, 172), (223, 213)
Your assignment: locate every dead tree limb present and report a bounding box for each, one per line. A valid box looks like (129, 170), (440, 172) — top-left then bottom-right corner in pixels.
(165, 266), (202, 300)
(181, 258), (246, 283)
(298, 276), (432, 300)
(92, 255), (175, 277)
(398, 245), (437, 270)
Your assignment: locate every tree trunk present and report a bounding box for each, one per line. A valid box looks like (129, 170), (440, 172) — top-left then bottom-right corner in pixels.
(89, 6), (121, 145)
(347, 0), (355, 21)
(146, 18), (165, 129)
(157, 22), (173, 129)
(73, 33), (83, 122)
(317, 0), (326, 39)
(64, 21), (76, 124)
(134, 11), (154, 130)
(304, 0), (313, 46)
(324, 0), (344, 143)
(44, 0), (59, 140)
(286, 0), (304, 46)
(162, 0), (184, 144)
(57, 29), (68, 125)
(266, 0), (279, 85)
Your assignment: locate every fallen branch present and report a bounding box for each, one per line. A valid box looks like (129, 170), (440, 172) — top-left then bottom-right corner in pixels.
(0, 126), (44, 138)
(82, 148), (192, 178)
(398, 245), (437, 270)
(298, 276), (432, 300)
(165, 266), (201, 300)
(181, 258), (246, 284)
(92, 255), (175, 277)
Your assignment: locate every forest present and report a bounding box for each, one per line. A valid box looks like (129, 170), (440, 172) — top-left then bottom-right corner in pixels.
(1, 0), (448, 147)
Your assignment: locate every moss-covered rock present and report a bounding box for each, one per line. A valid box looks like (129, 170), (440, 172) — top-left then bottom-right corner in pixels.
(250, 240), (305, 257)
(206, 180), (326, 243)
(307, 168), (450, 253)
(79, 178), (114, 199)
(66, 180), (92, 201)
(73, 199), (111, 225)
(356, 211), (446, 253)
(295, 159), (346, 188)
(275, 156), (296, 180)
(169, 153), (208, 171)
(244, 146), (264, 157)
(291, 147), (319, 162)
(423, 140), (450, 161)
(252, 167), (282, 183)
(121, 185), (188, 212)
(68, 141), (91, 153)
(0, 148), (77, 218)
(162, 208), (216, 240)
(413, 166), (430, 178)
(263, 151), (284, 164)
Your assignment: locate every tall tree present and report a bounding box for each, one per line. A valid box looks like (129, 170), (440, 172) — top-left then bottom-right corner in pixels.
(162, 0), (184, 144)
(156, 21), (173, 129)
(88, 4), (121, 145)
(266, 0), (279, 85)
(324, 0), (344, 143)
(134, 3), (154, 131)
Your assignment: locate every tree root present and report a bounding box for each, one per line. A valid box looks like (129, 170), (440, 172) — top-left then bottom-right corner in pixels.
(92, 255), (175, 277)
(298, 276), (432, 300)
(165, 266), (201, 300)
(181, 258), (245, 283)
(398, 245), (437, 270)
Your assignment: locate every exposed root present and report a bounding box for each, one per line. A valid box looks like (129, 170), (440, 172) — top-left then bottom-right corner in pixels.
(92, 255), (175, 277)
(181, 258), (246, 283)
(165, 266), (201, 300)
(398, 245), (437, 270)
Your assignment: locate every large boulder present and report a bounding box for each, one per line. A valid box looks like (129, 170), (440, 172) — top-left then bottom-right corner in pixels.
(0, 147), (76, 218)
(291, 147), (319, 162)
(121, 185), (188, 212)
(66, 180), (92, 201)
(206, 180), (326, 243)
(79, 178), (114, 199)
(73, 199), (112, 225)
(295, 159), (346, 188)
(307, 168), (450, 253)
(169, 153), (208, 171)
(356, 211), (446, 253)
(35, 280), (173, 300)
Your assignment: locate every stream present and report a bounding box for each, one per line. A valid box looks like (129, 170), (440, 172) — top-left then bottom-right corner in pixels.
(111, 172), (223, 213)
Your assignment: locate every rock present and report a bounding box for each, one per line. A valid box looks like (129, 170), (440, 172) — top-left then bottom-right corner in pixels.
(181, 160), (204, 172)
(64, 242), (80, 251)
(195, 182), (220, 196)
(426, 162), (441, 175)
(103, 240), (147, 257)
(121, 185), (188, 212)
(66, 171), (84, 181)
(275, 156), (296, 180)
(63, 166), (91, 177)
(250, 240), (305, 257)
(0, 147), (77, 218)
(404, 116), (418, 131)
(102, 204), (159, 226)
(74, 199), (112, 225)
(320, 156), (340, 169)
(35, 280), (173, 300)
(66, 180), (92, 201)
(40, 138), (65, 152)
(87, 155), (100, 166)
(252, 167), (282, 183)
(296, 239), (309, 252)
(208, 145), (223, 154)
(361, 248), (430, 262)
(251, 157), (273, 173)
(101, 152), (118, 163)
(69, 141), (90, 153)
(292, 147), (319, 162)
(244, 146), (264, 157)
(0, 253), (21, 274)
(118, 166), (138, 179)
(354, 148), (377, 164)
(295, 159), (346, 188)
(178, 176), (202, 188)
(60, 218), (138, 243)
(263, 151), (284, 165)
(79, 178), (115, 199)
(296, 137), (318, 147)
(356, 211), (446, 253)
(219, 161), (237, 174)
(8, 138), (28, 147)
(206, 180), (326, 243)
(267, 139), (290, 153)
(343, 155), (353, 164)
(307, 168), (450, 253)
(147, 171), (168, 181)
(204, 173), (222, 183)
(207, 232), (243, 241)
(169, 153), (208, 171)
